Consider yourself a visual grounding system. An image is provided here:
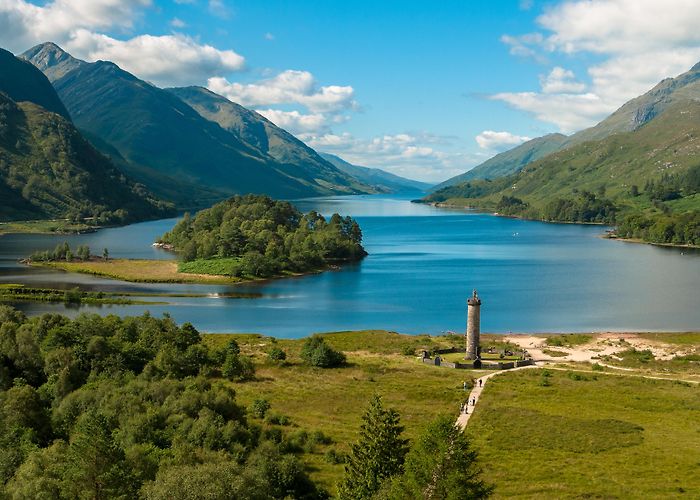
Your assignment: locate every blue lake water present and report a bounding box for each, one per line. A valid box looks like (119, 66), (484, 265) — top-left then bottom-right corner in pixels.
(1, 194), (698, 336)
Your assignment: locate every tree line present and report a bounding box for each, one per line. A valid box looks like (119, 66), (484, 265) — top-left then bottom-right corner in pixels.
(29, 242), (110, 262)
(157, 194), (367, 278)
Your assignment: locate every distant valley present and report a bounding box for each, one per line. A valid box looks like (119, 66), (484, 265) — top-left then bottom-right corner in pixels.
(0, 42), (425, 226)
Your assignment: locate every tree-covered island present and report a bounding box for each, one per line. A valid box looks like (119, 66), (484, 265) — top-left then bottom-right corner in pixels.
(157, 194), (367, 279)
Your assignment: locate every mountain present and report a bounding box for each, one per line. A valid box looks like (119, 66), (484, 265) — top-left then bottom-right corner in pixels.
(566, 62), (700, 145)
(166, 86), (373, 196)
(0, 49), (168, 222)
(0, 48), (69, 119)
(20, 42), (84, 83)
(319, 153), (432, 193)
(423, 99), (700, 244)
(21, 43), (373, 203)
(436, 63), (700, 190)
(432, 133), (568, 190)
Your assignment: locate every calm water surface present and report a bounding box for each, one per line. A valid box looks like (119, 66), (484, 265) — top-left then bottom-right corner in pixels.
(1, 194), (698, 336)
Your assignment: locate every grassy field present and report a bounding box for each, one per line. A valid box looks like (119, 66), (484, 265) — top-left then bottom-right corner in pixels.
(467, 369), (700, 498)
(202, 330), (482, 492)
(199, 330), (700, 497)
(34, 259), (238, 284)
(0, 219), (96, 235)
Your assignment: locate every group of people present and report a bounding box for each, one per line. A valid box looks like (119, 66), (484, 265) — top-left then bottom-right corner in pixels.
(459, 378), (484, 414)
(459, 397), (477, 414)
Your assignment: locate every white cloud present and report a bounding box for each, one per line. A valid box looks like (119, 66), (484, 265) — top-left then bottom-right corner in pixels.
(257, 109), (329, 134)
(494, 0), (700, 133)
(0, 0), (151, 52)
(0, 0), (245, 87)
(303, 132), (482, 183)
(68, 30), (244, 87)
(539, 66), (585, 94)
(264, 32), (275, 41)
(475, 131), (531, 151)
(208, 70), (356, 113)
(170, 17), (186, 28)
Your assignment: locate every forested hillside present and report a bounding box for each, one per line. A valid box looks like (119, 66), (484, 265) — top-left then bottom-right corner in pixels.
(22, 43), (373, 203)
(0, 48), (169, 223)
(424, 101), (700, 245)
(0, 306), (324, 498)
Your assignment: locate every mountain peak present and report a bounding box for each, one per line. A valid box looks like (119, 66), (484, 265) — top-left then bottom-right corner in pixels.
(21, 42), (83, 82)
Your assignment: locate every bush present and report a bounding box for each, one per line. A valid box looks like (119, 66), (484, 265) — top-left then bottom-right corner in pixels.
(401, 346), (416, 356)
(221, 353), (255, 381)
(324, 448), (346, 464)
(300, 335), (346, 368)
(250, 398), (271, 419)
(267, 347), (287, 363)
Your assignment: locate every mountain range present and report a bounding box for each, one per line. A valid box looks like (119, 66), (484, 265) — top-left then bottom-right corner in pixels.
(319, 153), (432, 193)
(437, 62), (700, 189)
(21, 43), (377, 206)
(423, 62), (700, 244)
(0, 48), (168, 222)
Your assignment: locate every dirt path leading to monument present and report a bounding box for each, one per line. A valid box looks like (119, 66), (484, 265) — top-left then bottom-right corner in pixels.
(455, 361), (699, 431)
(455, 364), (538, 430)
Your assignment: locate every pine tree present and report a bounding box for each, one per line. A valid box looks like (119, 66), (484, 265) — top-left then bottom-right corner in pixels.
(388, 414), (493, 500)
(338, 395), (409, 499)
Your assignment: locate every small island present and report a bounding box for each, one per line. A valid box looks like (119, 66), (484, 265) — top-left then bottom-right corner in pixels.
(27, 195), (368, 284)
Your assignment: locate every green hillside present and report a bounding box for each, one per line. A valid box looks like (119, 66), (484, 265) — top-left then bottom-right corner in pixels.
(0, 93), (169, 222)
(437, 61), (700, 191)
(424, 100), (700, 245)
(433, 133), (568, 190)
(167, 86), (373, 195)
(0, 48), (169, 222)
(22, 43), (373, 202)
(319, 153), (431, 193)
(0, 48), (69, 119)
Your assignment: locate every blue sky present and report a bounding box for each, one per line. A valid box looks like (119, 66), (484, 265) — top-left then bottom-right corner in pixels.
(3, 1), (700, 182)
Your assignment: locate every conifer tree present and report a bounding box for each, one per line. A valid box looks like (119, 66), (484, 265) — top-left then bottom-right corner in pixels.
(338, 395), (409, 499)
(387, 414), (493, 499)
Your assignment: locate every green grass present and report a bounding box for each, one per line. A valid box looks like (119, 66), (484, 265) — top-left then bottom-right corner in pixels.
(544, 334), (592, 348)
(0, 219), (95, 235)
(542, 348), (569, 357)
(467, 369), (700, 498)
(196, 331), (700, 496)
(177, 257), (241, 276)
(202, 331), (481, 492)
(637, 332), (700, 345)
(601, 348), (700, 375)
(34, 259), (237, 284)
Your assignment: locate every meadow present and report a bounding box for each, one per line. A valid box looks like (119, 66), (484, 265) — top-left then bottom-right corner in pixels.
(202, 331), (700, 497)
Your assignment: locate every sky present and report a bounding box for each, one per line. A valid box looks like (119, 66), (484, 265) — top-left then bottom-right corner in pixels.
(2, 0), (700, 183)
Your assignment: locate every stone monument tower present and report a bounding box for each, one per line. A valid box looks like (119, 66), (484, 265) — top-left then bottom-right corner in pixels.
(465, 289), (481, 360)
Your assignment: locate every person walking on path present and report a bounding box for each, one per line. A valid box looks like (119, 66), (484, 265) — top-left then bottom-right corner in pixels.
(463, 381), (467, 391)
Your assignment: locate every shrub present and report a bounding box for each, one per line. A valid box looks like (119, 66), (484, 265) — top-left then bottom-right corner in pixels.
(221, 353), (255, 381)
(250, 398), (271, 419)
(267, 347), (287, 363)
(324, 448), (346, 465)
(401, 345), (415, 356)
(300, 335), (346, 368)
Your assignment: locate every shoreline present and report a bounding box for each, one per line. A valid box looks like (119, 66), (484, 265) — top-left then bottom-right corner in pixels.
(423, 200), (699, 249)
(602, 234), (700, 250)
(28, 258), (337, 285)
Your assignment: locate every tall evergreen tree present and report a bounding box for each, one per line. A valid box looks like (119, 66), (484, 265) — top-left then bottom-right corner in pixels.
(338, 395), (409, 499)
(386, 414), (493, 500)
